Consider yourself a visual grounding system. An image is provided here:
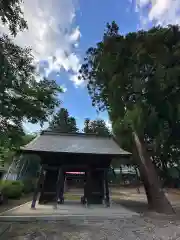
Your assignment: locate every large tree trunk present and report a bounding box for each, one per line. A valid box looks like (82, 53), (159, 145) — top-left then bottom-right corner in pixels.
(135, 167), (140, 194)
(132, 131), (174, 214)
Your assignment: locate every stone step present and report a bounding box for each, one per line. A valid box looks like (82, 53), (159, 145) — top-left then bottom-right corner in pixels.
(0, 213), (137, 222)
(0, 224), (11, 239)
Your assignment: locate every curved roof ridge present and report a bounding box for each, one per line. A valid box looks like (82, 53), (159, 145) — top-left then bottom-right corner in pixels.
(42, 130), (111, 138)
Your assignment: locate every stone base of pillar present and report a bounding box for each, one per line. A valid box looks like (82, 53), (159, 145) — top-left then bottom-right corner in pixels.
(57, 196), (64, 204)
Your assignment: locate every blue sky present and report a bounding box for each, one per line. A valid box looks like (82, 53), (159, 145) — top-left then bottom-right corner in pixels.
(1, 0), (179, 133)
(52, 0), (140, 131)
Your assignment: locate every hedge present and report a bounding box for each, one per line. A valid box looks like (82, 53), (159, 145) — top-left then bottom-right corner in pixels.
(0, 180), (24, 199)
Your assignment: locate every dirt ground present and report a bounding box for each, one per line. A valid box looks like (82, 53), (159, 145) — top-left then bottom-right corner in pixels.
(0, 194), (32, 214)
(2, 188), (180, 239)
(111, 187), (180, 216)
(1, 187), (180, 216)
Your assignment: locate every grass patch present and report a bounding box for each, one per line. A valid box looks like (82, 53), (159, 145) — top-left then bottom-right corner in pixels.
(64, 193), (81, 201)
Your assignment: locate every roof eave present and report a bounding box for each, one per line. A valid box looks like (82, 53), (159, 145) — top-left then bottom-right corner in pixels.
(18, 148), (131, 157)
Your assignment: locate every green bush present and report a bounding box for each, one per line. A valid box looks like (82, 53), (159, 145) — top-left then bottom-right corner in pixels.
(0, 180), (24, 199)
(22, 178), (35, 194)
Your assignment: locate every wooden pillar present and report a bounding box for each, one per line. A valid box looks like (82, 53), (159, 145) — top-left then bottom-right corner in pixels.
(56, 167), (64, 204)
(31, 165), (45, 209)
(104, 169), (110, 207)
(39, 169), (47, 204)
(81, 172), (87, 205)
(86, 170), (91, 206)
(59, 172), (65, 202)
(64, 176), (67, 192)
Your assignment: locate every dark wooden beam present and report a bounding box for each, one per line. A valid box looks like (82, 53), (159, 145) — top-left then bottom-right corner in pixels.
(62, 165), (88, 171)
(31, 166), (46, 209)
(59, 172), (65, 203)
(43, 165), (58, 171)
(43, 164), (89, 171)
(56, 167), (64, 204)
(104, 169), (110, 207)
(94, 167), (109, 171)
(86, 170), (91, 206)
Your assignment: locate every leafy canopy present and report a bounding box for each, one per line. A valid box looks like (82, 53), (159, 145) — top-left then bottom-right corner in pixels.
(83, 118), (111, 136)
(0, 35), (62, 147)
(49, 108), (79, 133)
(80, 22), (179, 213)
(0, 0), (28, 36)
(0, 0), (62, 148)
(79, 22), (180, 172)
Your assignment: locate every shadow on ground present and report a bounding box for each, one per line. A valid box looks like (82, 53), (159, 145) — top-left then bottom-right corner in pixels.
(113, 199), (149, 214)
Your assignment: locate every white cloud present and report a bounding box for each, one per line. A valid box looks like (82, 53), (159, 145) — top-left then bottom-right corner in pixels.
(136, 0), (149, 7)
(0, 0), (84, 133)
(70, 74), (84, 87)
(61, 85), (68, 93)
(23, 121), (49, 134)
(105, 120), (112, 131)
(69, 26), (81, 43)
(135, 0), (180, 26)
(0, 0), (82, 85)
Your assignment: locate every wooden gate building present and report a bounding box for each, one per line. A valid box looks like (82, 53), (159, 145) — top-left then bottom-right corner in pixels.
(19, 130), (130, 208)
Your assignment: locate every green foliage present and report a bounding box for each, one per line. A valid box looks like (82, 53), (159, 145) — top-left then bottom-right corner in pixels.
(83, 118), (111, 136)
(0, 0), (28, 36)
(80, 22), (180, 180)
(0, 0), (62, 150)
(0, 180), (24, 199)
(0, 146), (15, 166)
(0, 34), (62, 148)
(49, 108), (79, 133)
(0, 134), (37, 169)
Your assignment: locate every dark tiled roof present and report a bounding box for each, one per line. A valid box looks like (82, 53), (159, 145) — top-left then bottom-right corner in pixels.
(20, 130), (131, 156)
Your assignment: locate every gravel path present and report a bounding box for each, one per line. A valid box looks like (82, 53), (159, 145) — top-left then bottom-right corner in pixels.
(2, 187), (180, 239)
(4, 216), (180, 239)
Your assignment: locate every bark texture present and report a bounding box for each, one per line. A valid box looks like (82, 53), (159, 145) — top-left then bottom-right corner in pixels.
(132, 131), (174, 214)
